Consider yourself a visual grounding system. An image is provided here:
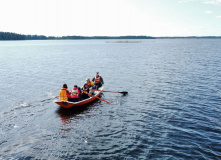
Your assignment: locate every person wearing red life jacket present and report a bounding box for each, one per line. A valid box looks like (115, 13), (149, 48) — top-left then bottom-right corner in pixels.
(69, 85), (80, 102)
(92, 72), (104, 89)
(59, 84), (71, 101)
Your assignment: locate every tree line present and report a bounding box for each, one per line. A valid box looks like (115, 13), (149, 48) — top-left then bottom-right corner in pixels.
(1, 32), (221, 40)
(0, 32), (49, 40)
(0, 32), (155, 40)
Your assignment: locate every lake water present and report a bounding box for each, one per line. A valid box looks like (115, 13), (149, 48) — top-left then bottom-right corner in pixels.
(0, 39), (221, 159)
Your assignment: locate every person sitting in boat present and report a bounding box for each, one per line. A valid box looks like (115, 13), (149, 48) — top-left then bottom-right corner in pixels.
(86, 77), (94, 88)
(69, 85), (80, 102)
(92, 72), (104, 89)
(59, 84), (71, 101)
(89, 85), (97, 96)
(77, 85), (82, 100)
(81, 83), (90, 99)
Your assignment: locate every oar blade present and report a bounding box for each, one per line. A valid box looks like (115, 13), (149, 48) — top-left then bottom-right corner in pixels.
(119, 91), (128, 95)
(91, 89), (128, 95)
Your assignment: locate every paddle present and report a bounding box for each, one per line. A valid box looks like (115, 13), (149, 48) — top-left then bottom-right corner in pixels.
(91, 90), (128, 95)
(82, 91), (112, 104)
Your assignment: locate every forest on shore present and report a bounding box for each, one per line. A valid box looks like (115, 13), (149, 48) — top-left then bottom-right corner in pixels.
(1, 32), (221, 40)
(0, 32), (155, 40)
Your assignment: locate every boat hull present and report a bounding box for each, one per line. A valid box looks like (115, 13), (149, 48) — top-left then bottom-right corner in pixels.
(55, 87), (103, 108)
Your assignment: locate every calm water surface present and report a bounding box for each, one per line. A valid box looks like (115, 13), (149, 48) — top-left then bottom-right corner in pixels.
(0, 39), (221, 159)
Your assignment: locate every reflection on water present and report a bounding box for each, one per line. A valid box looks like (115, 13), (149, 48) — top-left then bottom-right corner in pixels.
(59, 114), (72, 137)
(56, 106), (90, 121)
(56, 99), (100, 136)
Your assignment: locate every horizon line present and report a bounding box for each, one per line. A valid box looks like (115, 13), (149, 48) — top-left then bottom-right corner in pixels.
(1, 31), (221, 39)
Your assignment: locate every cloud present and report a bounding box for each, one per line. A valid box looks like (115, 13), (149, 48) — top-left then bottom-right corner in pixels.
(178, 0), (195, 3)
(203, 0), (221, 5)
(204, 10), (213, 13)
(203, 1), (215, 4)
(178, 0), (220, 4)
(193, 25), (205, 29)
(216, 16), (221, 18)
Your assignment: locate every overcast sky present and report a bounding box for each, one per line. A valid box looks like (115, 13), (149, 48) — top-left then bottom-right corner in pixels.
(0, 0), (221, 37)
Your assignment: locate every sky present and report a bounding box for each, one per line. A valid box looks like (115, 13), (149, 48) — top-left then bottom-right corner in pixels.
(0, 0), (221, 37)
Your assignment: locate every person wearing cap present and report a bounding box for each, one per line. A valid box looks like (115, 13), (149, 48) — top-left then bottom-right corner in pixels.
(86, 77), (94, 88)
(59, 84), (71, 101)
(92, 72), (104, 89)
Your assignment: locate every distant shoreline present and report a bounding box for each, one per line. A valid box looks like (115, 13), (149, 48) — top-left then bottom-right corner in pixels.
(155, 36), (221, 39)
(0, 32), (221, 40)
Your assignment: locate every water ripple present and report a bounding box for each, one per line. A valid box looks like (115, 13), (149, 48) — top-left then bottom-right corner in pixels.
(1, 39), (221, 159)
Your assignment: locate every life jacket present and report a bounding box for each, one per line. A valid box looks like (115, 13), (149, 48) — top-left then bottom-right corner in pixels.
(70, 94), (78, 98)
(94, 76), (101, 83)
(59, 88), (68, 101)
(70, 87), (79, 98)
(87, 80), (94, 87)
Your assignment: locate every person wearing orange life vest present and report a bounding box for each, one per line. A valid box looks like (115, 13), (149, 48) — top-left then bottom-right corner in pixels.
(59, 84), (71, 101)
(92, 72), (104, 89)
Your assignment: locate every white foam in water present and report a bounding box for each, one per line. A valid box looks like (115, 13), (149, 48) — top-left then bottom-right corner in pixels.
(46, 92), (56, 98)
(14, 125), (19, 128)
(20, 102), (30, 107)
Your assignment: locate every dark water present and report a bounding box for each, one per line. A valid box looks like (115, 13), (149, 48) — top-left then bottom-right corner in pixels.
(0, 39), (221, 159)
